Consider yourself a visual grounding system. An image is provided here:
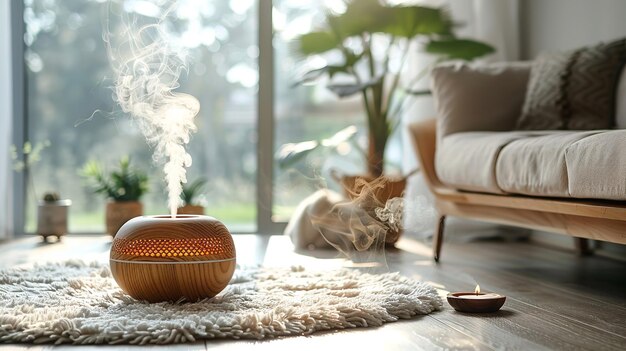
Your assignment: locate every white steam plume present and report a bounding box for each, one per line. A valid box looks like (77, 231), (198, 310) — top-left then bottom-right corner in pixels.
(106, 4), (198, 216)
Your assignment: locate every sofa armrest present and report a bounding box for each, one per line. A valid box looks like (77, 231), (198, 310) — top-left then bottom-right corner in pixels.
(408, 118), (445, 192)
(431, 61), (532, 138)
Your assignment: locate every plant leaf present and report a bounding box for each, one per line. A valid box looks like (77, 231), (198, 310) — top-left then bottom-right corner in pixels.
(277, 126), (360, 169)
(404, 89), (432, 96)
(276, 141), (319, 169)
(327, 76), (382, 98)
(330, 0), (387, 38)
(293, 65), (350, 86)
(321, 125), (358, 148)
(344, 51), (363, 67)
(80, 157), (148, 202)
(425, 38), (495, 60)
(326, 83), (363, 98)
(182, 178), (208, 205)
(296, 31), (340, 56)
(380, 6), (453, 38)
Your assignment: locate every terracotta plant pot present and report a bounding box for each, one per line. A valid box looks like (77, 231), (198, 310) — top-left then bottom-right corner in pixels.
(37, 199), (71, 240)
(338, 174), (406, 245)
(177, 205), (205, 215)
(106, 201), (143, 237)
(339, 175), (406, 201)
(110, 215), (236, 302)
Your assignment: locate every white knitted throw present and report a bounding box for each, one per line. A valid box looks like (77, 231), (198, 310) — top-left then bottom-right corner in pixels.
(0, 261), (442, 345)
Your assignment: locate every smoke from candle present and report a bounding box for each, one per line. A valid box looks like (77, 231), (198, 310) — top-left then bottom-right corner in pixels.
(106, 3), (198, 217)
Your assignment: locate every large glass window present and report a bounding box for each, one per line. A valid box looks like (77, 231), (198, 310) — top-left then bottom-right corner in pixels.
(18, 0), (402, 233)
(23, 0), (258, 233)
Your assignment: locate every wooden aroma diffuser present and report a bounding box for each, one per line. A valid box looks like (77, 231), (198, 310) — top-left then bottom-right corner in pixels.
(110, 215), (236, 302)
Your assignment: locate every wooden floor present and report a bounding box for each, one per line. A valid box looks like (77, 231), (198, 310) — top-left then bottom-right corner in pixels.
(0, 234), (624, 351)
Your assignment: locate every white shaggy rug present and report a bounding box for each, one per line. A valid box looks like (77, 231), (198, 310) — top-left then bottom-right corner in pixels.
(0, 260), (442, 345)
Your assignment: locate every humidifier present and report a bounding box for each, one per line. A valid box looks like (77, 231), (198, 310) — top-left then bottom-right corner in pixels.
(110, 215), (236, 302)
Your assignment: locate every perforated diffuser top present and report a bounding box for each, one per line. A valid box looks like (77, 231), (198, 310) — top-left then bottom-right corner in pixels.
(113, 237), (234, 258)
(110, 215), (236, 262)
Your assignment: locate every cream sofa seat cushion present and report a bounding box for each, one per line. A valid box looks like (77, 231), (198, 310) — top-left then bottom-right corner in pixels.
(566, 130), (626, 200)
(435, 131), (553, 194)
(436, 130), (626, 200)
(495, 131), (602, 197)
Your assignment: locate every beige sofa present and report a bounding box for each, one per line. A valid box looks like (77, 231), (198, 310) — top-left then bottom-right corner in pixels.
(409, 61), (626, 261)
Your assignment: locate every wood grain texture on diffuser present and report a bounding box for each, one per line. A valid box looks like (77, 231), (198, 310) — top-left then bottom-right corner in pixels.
(110, 259), (236, 302)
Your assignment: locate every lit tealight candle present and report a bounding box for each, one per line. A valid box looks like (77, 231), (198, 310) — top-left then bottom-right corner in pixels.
(459, 293), (502, 299)
(447, 284), (506, 313)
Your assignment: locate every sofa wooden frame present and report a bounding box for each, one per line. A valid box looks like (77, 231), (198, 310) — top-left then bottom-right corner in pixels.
(410, 118), (626, 262)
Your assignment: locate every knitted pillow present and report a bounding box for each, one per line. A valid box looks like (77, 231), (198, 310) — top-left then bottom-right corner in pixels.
(565, 39), (626, 129)
(516, 52), (570, 130)
(517, 38), (626, 130)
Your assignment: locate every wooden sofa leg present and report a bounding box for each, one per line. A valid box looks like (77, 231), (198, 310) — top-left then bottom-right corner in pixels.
(575, 238), (593, 256)
(433, 215), (446, 262)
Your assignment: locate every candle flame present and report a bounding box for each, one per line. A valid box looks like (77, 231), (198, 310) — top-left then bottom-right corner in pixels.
(475, 284), (480, 294)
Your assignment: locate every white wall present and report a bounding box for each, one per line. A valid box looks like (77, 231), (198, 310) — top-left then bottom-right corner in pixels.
(521, 0), (626, 59)
(0, 0), (13, 240)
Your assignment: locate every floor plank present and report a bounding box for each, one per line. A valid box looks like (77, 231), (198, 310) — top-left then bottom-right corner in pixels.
(390, 239), (626, 351)
(205, 319), (493, 351)
(20, 344), (206, 351)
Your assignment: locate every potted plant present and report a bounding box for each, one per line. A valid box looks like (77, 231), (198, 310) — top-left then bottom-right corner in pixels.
(11, 140), (72, 240)
(36, 192), (71, 241)
(81, 156), (149, 236)
(283, 0), (494, 198)
(177, 177), (207, 215)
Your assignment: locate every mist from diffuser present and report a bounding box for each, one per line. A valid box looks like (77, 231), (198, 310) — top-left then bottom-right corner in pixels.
(106, 3), (198, 216)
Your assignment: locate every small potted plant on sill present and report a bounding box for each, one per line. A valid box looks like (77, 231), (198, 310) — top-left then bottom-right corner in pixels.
(81, 156), (148, 237)
(36, 192), (71, 241)
(283, 1), (494, 204)
(177, 177), (207, 215)
(11, 140), (72, 240)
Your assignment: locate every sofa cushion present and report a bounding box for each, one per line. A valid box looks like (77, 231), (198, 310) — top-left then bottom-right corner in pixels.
(516, 38), (626, 131)
(436, 130), (626, 200)
(566, 130), (626, 200)
(566, 38), (626, 129)
(516, 52), (571, 130)
(435, 131), (551, 194)
(496, 131), (602, 197)
(431, 61), (531, 139)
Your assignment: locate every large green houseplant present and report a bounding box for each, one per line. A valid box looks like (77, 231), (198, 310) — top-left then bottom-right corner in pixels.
(282, 0), (494, 179)
(81, 156), (149, 236)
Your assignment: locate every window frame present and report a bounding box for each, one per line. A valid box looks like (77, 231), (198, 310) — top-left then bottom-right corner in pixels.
(11, 0), (27, 236)
(257, 0), (286, 235)
(10, 0), (287, 236)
